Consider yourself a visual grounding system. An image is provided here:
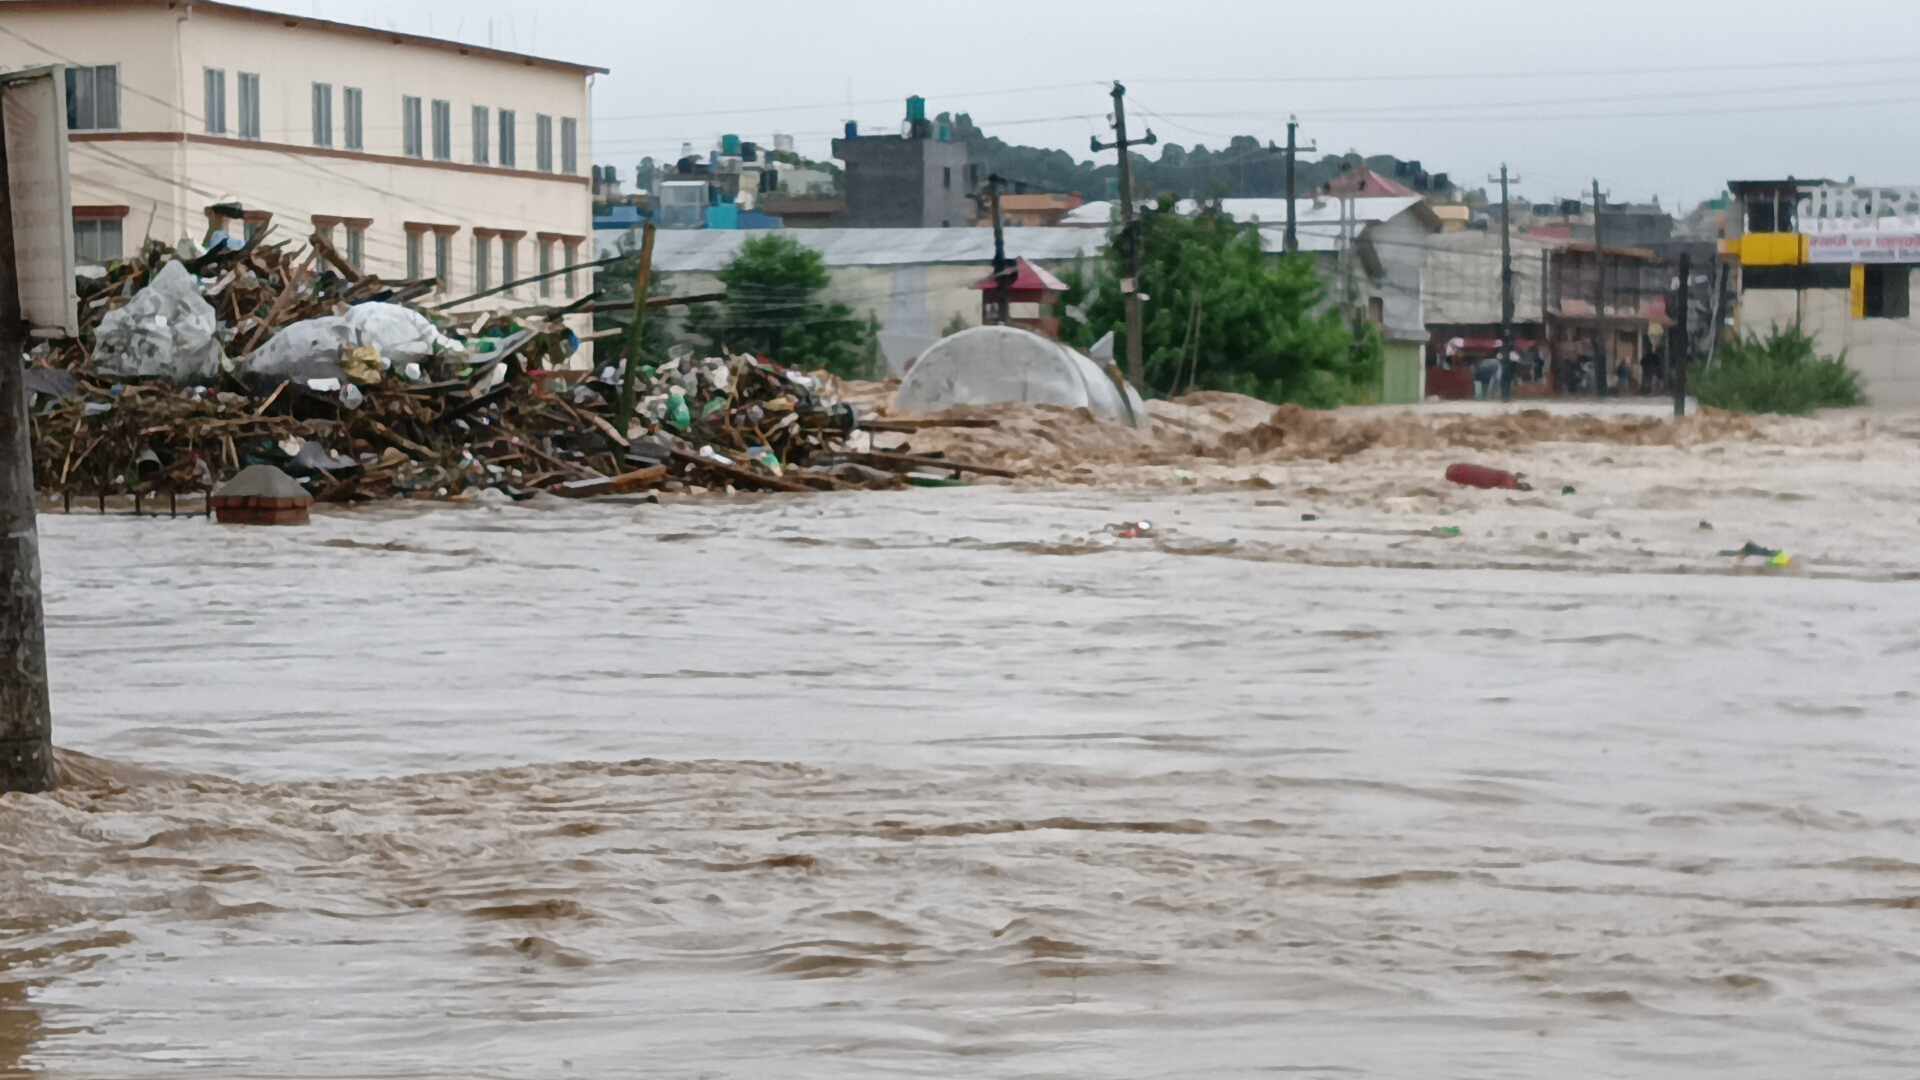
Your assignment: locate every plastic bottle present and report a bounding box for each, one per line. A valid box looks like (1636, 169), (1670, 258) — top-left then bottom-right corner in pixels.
(666, 387), (692, 431)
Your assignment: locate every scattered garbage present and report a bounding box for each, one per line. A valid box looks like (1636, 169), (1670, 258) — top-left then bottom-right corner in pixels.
(1429, 526), (1463, 539)
(1560, 485), (1577, 496)
(1105, 519), (1155, 540)
(1446, 463), (1532, 491)
(1301, 513), (1320, 522)
(1720, 541), (1795, 569)
(23, 234), (1013, 507)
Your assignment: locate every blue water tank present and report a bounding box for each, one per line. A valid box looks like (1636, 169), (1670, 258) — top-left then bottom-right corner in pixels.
(721, 133), (742, 157)
(845, 120), (859, 139)
(906, 96), (926, 124)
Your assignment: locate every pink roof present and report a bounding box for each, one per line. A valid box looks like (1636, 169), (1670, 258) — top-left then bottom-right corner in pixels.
(972, 257), (1069, 293)
(1322, 168), (1417, 198)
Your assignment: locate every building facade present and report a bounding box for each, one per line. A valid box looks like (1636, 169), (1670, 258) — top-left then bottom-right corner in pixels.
(1725, 179), (1920, 405)
(2, 0), (600, 328)
(831, 100), (977, 229)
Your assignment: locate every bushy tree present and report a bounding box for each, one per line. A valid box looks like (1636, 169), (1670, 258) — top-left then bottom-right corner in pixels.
(1071, 200), (1376, 405)
(1693, 326), (1863, 415)
(687, 235), (875, 378)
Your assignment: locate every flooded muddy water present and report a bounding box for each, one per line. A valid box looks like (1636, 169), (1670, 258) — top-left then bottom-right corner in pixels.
(5, 426), (1920, 1077)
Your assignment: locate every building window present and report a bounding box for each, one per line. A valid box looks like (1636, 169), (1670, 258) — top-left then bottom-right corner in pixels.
(535, 114), (554, 172)
(1368, 296), (1385, 325)
(344, 87), (364, 150)
(501, 236), (517, 292)
(433, 231), (452, 290)
(431, 100), (452, 161)
(1864, 265), (1911, 319)
(312, 82), (333, 147)
(474, 234), (492, 292)
(65, 65), (119, 131)
(498, 109), (517, 168)
(237, 72), (260, 140)
(406, 230), (424, 281)
(203, 68), (226, 134)
(72, 217), (123, 265)
(943, 166), (951, 190)
(538, 238), (554, 298)
(563, 239), (580, 298)
(472, 106), (490, 164)
(560, 118), (578, 175)
(402, 96), (424, 158)
(346, 224), (365, 272)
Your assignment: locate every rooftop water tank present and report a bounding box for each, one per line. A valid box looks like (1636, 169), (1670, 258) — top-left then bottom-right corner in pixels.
(905, 96), (926, 124)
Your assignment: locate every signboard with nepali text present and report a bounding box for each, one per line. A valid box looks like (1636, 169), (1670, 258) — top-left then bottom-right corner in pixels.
(2, 66), (78, 337)
(1807, 230), (1920, 265)
(1800, 183), (1920, 265)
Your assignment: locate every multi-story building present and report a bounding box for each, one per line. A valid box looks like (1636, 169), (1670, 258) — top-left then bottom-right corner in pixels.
(1, 0), (602, 329)
(1724, 178), (1920, 405)
(831, 98), (977, 229)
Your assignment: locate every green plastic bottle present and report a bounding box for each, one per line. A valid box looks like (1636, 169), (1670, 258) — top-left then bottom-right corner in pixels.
(666, 388), (691, 431)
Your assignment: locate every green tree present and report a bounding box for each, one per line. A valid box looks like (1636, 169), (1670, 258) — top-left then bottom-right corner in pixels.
(1077, 199), (1375, 405)
(687, 235), (876, 378)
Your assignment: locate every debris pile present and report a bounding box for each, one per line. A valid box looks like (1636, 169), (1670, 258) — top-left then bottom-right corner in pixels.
(23, 233), (1003, 507)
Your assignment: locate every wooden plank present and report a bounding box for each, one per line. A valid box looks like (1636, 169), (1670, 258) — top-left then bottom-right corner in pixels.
(845, 450), (1017, 479)
(668, 448), (814, 494)
(550, 466), (669, 499)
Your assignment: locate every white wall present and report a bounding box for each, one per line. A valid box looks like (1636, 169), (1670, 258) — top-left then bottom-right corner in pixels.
(1739, 279), (1920, 406)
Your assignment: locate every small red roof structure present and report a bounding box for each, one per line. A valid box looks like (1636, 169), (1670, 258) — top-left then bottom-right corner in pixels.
(971, 258), (1068, 338)
(971, 257), (1068, 294)
(1321, 168), (1418, 198)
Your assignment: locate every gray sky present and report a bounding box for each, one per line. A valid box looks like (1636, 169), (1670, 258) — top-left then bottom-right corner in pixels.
(269, 0), (1917, 208)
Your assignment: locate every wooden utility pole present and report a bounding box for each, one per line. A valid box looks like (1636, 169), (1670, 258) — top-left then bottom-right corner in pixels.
(1284, 115), (1317, 255)
(1091, 81), (1155, 389)
(613, 221), (657, 435)
(0, 125), (57, 794)
(1490, 164), (1522, 402)
(1672, 250), (1692, 418)
(1592, 179), (1609, 399)
(986, 173), (1010, 325)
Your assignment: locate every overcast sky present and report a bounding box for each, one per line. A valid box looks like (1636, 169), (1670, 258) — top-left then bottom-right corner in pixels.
(271, 0), (1914, 208)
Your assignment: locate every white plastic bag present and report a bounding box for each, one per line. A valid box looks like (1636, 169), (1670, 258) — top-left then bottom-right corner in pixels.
(247, 303), (465, 381)
(93, 261), (223, 382)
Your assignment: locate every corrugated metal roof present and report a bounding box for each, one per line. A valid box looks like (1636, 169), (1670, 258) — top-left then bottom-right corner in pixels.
(1062, 196), (1425, 228)
(646, 228), (1102, 272)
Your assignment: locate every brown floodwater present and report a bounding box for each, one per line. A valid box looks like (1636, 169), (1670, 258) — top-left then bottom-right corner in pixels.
(4, 470), (1919, 1078)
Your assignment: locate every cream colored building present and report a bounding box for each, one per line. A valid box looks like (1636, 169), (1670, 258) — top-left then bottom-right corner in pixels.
(1, 0), (602, 329)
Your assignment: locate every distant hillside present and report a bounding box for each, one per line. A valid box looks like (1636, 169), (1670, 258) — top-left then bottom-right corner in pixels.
(944, 113), (1454, 203)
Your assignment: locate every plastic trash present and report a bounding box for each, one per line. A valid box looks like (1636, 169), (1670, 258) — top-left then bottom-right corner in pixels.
(1720, 541), (1794, 568)
(666, 387), (692, 431)
(1106, 520), (1154, 539)
(93, 261), (223, 382)
(1446, 463), (1532, 491)
(247, 303), (464, 382)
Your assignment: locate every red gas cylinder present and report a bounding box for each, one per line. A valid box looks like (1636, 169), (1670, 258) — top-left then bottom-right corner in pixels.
(1445, 463), (1528, 491)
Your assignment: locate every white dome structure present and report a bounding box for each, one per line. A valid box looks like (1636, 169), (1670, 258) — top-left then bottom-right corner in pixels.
(897, 326), (1149, 428)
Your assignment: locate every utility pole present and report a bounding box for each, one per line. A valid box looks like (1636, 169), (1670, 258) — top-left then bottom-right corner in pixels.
(1592, 178), (1609, 400)
(986, 173), (1010, 325)
(0, 126), (57, 794)
(1490, 164), (1522, 402)
(1339, 195), (1359, 323)
(1091, 81), (1155, 390)
(1284, 115), (1317, 255)
(1672, 250), (1692, 418)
